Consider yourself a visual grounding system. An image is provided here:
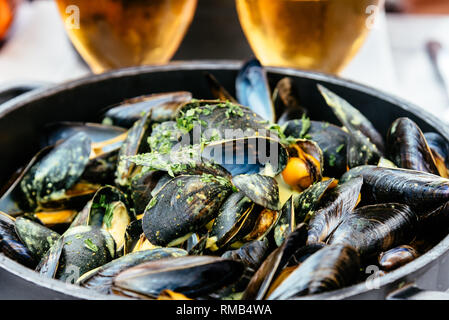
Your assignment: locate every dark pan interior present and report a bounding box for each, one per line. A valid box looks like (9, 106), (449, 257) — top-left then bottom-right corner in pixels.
(1, 61), (449, 299)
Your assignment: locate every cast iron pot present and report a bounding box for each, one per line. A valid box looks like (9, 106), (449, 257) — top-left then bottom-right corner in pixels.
(1, 61), (449, 300)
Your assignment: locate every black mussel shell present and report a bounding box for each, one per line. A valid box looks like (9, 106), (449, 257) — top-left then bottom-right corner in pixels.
(88, 186), (135, 254)
(115, 111), (152, 187)
(387, 118), (439, 175)
(307, 176), (363, 244)
(0, 212), (36, 268)
(378, 245), (419, 271)
(112, 256), (244, 299)
(341, 165), (449, 211)
(243, 223), (308, 300)
(284, 120), (349, 177)
(266, 244), (360, 299)
(232, 174), (280, 211)
(425, 132), (449, 167)
(273, 77), (308, 124)
(78, 247), (187, 294)
(40, 122), (126, 150)
(142, 175), (232, 247)
(327, 203), (417, 259)
(236, 59), (275, 122)
(37, 226), (115, 282)
(103, 92), (192, 127)
(14, 217), (60, 260)
(317, 84), (384, 152)
(20, 132), (92, 211)
(208, 192), (255, 250)
(205, 73), (238, 103)
(129, 169), (166, 214)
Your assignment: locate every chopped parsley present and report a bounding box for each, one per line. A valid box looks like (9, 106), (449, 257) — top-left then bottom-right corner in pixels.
(328, 154), (337, 167)
(147, 197), (158, 210)
(299, 114), (311, 139)
(336, 144), (345, 153)
(84, 239), (98, 252)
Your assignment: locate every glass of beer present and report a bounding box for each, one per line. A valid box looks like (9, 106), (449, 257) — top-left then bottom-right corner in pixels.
(0, 0), (20, 41)
(236, 0), (382, 74)
(55, 0), (198, 73)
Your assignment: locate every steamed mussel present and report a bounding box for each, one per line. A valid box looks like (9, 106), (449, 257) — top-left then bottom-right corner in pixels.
(2, 59), (449, 300)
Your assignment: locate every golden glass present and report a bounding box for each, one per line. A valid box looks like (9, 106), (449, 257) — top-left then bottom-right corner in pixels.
(236, 0), (381, 74)
(55, 0), (198, 73)
(0, 0), (19, 40)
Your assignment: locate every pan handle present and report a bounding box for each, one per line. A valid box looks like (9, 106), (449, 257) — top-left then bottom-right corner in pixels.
(0, 82), (50, 106)
(387, 283), (449, 300)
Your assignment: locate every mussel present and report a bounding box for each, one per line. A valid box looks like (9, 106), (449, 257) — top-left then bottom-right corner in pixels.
(112, 256), (244, 299)
(378, 245), (419, 271)
(266, 244), (360, 299)
(327, 203), (417, 259)
(307, 176), (363, 244)
(387, 118), (440, 175)
(78, 247), (187, 294)
(142, 174), (232, 247)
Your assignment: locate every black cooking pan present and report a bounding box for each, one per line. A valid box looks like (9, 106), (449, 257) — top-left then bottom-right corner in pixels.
(1, 61), (449, 300)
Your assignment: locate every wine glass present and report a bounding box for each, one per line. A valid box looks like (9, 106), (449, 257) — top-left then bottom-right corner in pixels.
(0, 0), (20, 41)
(55, 0), (198, 73)
(236, 0), (382, 74)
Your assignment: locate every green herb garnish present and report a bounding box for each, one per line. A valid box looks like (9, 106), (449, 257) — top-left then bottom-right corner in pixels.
(84, 239), (98, 252)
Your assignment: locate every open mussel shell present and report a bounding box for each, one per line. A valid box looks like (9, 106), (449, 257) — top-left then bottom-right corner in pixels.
(0, 146), (54, 215)
(378, 245), (419, 271)
(294, 178), (335, 224)
(425, 132), (449, 166)
(208, 192), (256, 251)
(274, 196), (295, 247)
(236, 58), (275, 122)
(274, 179), (335, 247)
(19, 132), (92, 211)
(387, 118), (440, 175)
(232, 174), (280, 211)
(284, 120), (349, 177)
(129, 169), (166, 214)
(243, 223), (308, 300)
(115, 111), (152, 187)
(273, 77), (308, 124)
(205, 73), (238, 103)
(213, 239), (270, 298)
(40, 122), (126, 151)
(317, 84), (384, 152)
(266, 244), (360, 299)
(0, 212), (36, 268)
(77, 247), (187, 294)
(176, 100), (272, 143)
(202, 136), (288, 177)
(14, 217), (60, 260)
(341, 165), (449, 210)
(37, 226), (115, 282)
(112, 256), (244, 299)
(142, 175), (233, 247)
(307, 176), (363, 244)
(281, 139), (323, 192)
(327, 203), (417, 259)
(36, 236), (64, 278)
(88, 186), (135, 254)
(103, 91), (192, 127)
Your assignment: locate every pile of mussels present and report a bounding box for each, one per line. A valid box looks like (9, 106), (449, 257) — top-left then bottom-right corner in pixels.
(1, 59), (449, 300)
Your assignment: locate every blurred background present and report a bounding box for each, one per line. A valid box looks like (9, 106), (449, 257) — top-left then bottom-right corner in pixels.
(2, 0), (449, 121)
